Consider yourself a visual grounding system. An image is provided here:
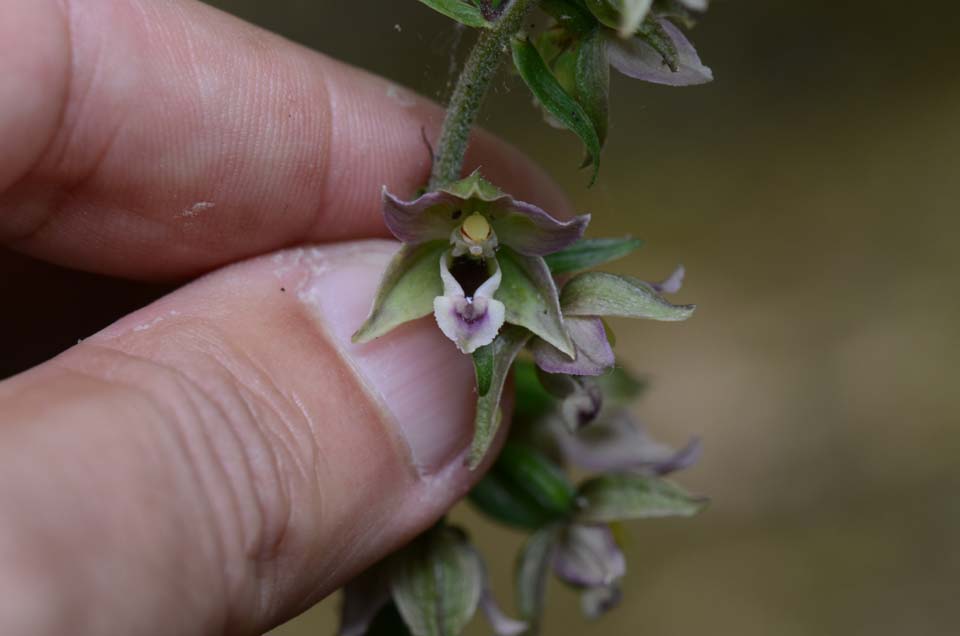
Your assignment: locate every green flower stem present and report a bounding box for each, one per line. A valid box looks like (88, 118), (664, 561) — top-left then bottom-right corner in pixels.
(429, 0), (536, 189)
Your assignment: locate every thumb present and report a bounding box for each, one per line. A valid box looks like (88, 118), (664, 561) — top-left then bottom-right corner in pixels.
(0, 240), (492, 636)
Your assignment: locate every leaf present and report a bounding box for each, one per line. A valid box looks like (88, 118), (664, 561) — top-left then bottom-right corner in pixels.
(575, 473), (707, 522)
(415, 0), (491, 28)
(544, 237), (643, 274)
(469, 472), (557, 530)
(574, 28), (611, 146)
(390, 526), (484, 636)
(560, 271), (695, 320)
(353, 241), (447, 343)
(496, 246), (574, 357)
(469, 440), (578, 528)
(515, 526), (560, 630)
(472, 345), (494, 397)
(512, 37), (601, 185)
(496, 443), (577, 516)
(469, 325), (531, 469)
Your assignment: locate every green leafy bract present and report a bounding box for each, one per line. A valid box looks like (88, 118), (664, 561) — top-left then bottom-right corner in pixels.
(352, 241), (447, 343)
(560, 271), (695, 320)
(574, 27), (611, 145)
(544, 237), (643, 274)
(512, 37), (602, 185)
(472, 345), (494, 397)
(469, 443), (575, 529)
(415, 0), (491, 29)
(576, 474), (707, 522)
(469, 326), (531, 469)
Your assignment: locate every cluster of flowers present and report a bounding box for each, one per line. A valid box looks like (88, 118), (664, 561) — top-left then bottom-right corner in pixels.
(338, 0), (714, 634)
(343, 173), (704, 635)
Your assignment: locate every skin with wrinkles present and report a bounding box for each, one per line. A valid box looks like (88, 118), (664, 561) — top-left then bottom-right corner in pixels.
(0, 0), (569, 634)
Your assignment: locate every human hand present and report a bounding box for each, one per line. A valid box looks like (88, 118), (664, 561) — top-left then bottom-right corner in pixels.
(0, 1), (568, 634)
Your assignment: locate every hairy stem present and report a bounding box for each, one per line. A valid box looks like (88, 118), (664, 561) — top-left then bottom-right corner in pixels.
(429, 0), (535, 189)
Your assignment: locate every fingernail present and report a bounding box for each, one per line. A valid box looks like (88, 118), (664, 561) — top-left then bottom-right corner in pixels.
(296, 240), (475, 475)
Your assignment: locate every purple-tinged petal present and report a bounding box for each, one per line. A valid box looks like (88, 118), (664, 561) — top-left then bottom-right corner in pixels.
(607, 19), (713, 86)
(491, 199), (590, 256)
(434, 253), (505, 354)
(651, 264), (685, 294)
(554, 408), (702, 474)
(382, 188), (465, 244)
(480, 590), (528, 636)
(533, 317), (615, 376)
(384, 173), (587, 256)
(338, 567), (392, 636)
(552, 524), (626, 589)
(650, 436), (702, 475)
(581, 584), (623, 619)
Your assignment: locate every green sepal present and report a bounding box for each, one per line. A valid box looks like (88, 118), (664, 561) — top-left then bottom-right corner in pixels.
(390, 526), (484, 636)
(544, 237), (643, 274)
(472, 345), (494, 397)
(469, 326), (531, 469)
(469, 442), (576, 528)
(560, 271), (695, 320)
(637, 16), (680, 71)
(415, 0), (492, 29)
(441, 169), (504, 201)
(511, 37), (602, 185)
(352, 241), (447, 343)
(496, 246), (574, 357)
(575, 473), (708, 522)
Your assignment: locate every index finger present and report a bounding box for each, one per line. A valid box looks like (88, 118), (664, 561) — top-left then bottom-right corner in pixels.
(0, 0), (570, 280)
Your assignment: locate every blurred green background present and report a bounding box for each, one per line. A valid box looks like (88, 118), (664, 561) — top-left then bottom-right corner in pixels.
(4, 0), (959, 634)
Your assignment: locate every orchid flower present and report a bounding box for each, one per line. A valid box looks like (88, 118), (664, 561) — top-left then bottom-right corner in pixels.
(353, 171), (589, 355)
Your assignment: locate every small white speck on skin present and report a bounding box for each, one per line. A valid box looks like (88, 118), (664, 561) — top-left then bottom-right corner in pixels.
(386, 83), (416, 108)
(178, 201), (215, 218)
(133, 316), (164, 332)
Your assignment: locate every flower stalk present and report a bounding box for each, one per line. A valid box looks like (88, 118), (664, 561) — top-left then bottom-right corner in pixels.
(429, 0), (536, 189)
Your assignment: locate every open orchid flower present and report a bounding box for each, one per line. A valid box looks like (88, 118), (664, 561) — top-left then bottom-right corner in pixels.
(354, 172), (589, 356)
